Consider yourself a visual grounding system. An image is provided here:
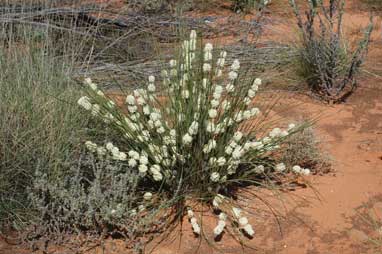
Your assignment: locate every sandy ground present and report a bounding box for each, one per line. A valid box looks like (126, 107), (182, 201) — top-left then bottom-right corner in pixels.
(1, 0), (381, 253)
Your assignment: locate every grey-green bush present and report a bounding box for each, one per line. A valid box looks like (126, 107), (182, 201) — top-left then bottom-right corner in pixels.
(29, 154), (147, 238)
(289, 0), (373, 103)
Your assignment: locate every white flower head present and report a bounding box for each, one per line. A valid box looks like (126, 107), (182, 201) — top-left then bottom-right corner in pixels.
(232, 147), (243, 159)
(211, 99), (219, 108)
(204, 43), (213, 52)
(292, 165), (302, 174)
(78, 96), (92, 110)
(182, 89), (190, 99)
(182, 133), (193, 145)
(203, 139), (217, 153)
(84, 77), (92, 85)
(210, 172), (220, 182)
(204, 51), (212, 61)
(217, 57), (225, 68)
(147, 83), (156, 92)
(253, 78), (262, 86)
(202, 78), (208, 89)
(148, 75), (155, 83)
(231, 59), (240, 71)
(169, 59), (177, 68)
(136, 96), (146, 106)
(250, 107), (260, 117)
(188, 121), (199, 135)
(96, 147), (107, 156)
(91, 104), (100, 116)
(138, 164), (148, 174)
(206, 121), (215, 133)
(152, 171), (163, 181)
(288, 123), (296, 131)
(269, 128), (282, 138)
(213, 220), (226, 236)
(218, 212), (227, 221)
(187, 209), (194, 218)
(228, 71), (238, 81)
(217, 157), (226, 166)
(225, 146), (233, 155)
(242, 224), (255, 236)
(254, 165), (265, 174)
(143, 192), (152, 201)
(97, 90), (104, 97)
(203, 63), (211, 72)
(191, 220), (200, 235)
(275, 163), (286, 173)
(190, 30), (197, 39)
(126, 95), (135, 105)
(233, 131), (243, 142)
(128, 158), (137, 167)
(232, 207), (241, 218)
(248, 89), (256, 98)
(113, 152), (127, 161)
(128, 105), (137, 113)
(243, 110), (252, 120)
(226, 83), (235, 93)
(213, 194), (225, 207)
(208, 109), (218, 118)
(239, 217), (249, 226)
(143, 105), (151, 115)
(157, 126), (165, 134)
(85, 141), (97, 152)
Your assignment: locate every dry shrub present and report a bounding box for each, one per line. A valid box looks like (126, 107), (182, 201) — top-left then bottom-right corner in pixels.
(280, 126), (331, 175)
(289, 0), (374, 103)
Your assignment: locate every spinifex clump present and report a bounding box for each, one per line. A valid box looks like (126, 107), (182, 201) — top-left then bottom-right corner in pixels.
(78, 30), (309, 238)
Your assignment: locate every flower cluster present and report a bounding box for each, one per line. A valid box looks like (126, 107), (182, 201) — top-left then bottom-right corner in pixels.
(187, 208), (201, 234)
(78, 30), (309, 240)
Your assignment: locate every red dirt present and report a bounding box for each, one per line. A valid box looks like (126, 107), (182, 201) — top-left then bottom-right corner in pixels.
(1, 1), (381, 254)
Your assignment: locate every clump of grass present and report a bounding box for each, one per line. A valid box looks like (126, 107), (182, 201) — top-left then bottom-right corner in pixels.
(0, 34), (91, 229)
(280, 126), (331, 175)
(75, 30), (312, 243)
(353, 199), (382, 251)
(231, 0), (270, 12)
(289, 0), (374, 103)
